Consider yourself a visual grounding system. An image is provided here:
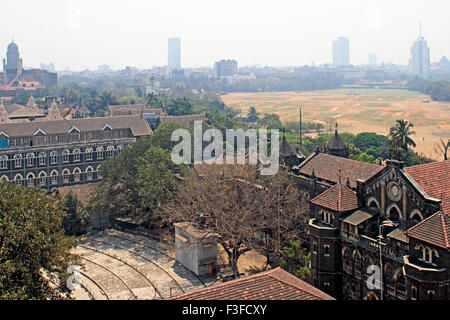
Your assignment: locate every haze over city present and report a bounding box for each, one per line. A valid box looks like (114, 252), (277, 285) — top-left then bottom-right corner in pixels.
(1, 0), (450, 71)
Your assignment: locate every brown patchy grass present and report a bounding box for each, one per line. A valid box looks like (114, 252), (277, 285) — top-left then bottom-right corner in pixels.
(222, 89), (450, 160)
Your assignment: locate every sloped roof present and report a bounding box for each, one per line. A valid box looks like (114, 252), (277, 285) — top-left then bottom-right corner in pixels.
(297, 153), (384, 189)
(170, 268), (334, 300)
(108, 104), (165, 116)
(404, 161), (450, 213)
(407, 211), (450, 250)
(160, 114), (207, 127)
(311, 183), (359, 212)
(341, 207), (378, 225)
(280, 137), (303, 158)
(0, 115), (152, 137)
(5, 104), (45, 118)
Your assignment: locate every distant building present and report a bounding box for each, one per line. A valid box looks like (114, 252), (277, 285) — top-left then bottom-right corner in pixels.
(214, 59), (238, 79)
(97, 65), (111, 73)
(40, 63), (55, 72)
(368, 54), (377, 66)
(168, 37), (181, 69)
(333, 37), (350, 67)
(408, 29), (430, 79)
(1, 41), (57, 90)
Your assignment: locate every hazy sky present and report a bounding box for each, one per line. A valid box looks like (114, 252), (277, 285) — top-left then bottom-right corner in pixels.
(1, 0), (449, 71)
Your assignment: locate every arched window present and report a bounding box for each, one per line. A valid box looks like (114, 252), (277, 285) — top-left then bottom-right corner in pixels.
(0, 175), (9, 182)
(26, 153), (35, 167)
(26, 173), (35, 186)
(86, 148), (93, 161)
(107, 146), (114, 157)
(73, 168), (81, 182)
(86, 166), (94, 181)
(395, 274), (406, 296)
(353, 251), (362, 279)
(50, 151), (58, 164)
(97, 147), (104, 160)
(62, 169), (70, 183)
(342, 247), (352, 274)
(0, 155), (8, 169)
(14, 173), (23, 186)
(14, 154), (22, 168)
(384, 264), (395, 290)
(117, 145), (124, 155)
(62, 150), (70, 163)
(388, 206), (401, 221)
(38, 171), (47, 186)
(50, 170), (58, 185)
(38, 152), (46, 166)
(73, 149), (81, 162)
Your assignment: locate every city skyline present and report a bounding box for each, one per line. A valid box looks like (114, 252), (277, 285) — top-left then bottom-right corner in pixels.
(1, 0), (449, 71)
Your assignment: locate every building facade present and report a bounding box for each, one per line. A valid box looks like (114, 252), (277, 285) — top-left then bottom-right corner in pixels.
(214, 60), (238, 79)
(307, 158), (449, 300)
(0, 115), (152, 192)
(409, 34), (430, 79)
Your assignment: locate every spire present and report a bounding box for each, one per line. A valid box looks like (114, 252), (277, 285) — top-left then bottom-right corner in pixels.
(419, 20), (422, 38)
(46, 98), (62, 121)
(335, 122), (339, 134)
(27, 95), (38, 111)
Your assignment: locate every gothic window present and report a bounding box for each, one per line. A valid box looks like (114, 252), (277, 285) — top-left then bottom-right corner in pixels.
(313, 242), (317, 254)
(86, 166), (94, 181)
(50, 170), (58, 185)
(26, 153), (35, 167)
(0, 155), (7, 169)
(62, 150), (70, 163)
(354, 251), (362, 279)
(38, 172), (47, 186)
(86, 148), (93, 161)
(73, 168), (81, 182)
(388, 206), (401, 221)
(26, 173), (35, 187)
(427, 290), (435, 300)
(117, 145), (124, 155)
(38, 152), (46, 166)
(97, 147), (104, 160)
(14, 154), (22, 168)
(97, 165), (103, 179)
(107, 146), (114, 157)
(73, 149), (81, 162)
(14, 174), (23, 186)
(50, 151), (58, 164)
(412, 286), (418, 300)
(324, 245), (330, 256)
(62, 169), (70, 183)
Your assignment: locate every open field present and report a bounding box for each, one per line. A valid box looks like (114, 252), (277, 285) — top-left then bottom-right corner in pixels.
(222, 89), (450, 160)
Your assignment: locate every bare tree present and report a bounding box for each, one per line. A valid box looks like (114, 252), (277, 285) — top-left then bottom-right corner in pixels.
(160, 164), (309, 278)
(434, 138), (450, 160)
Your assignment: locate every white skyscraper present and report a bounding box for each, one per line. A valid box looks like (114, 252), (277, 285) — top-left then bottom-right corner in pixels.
(409, 26), (430, 79)
(368, 54), (377, 66)
(168, 37), (181, 69)
(332, 37), (350, 67)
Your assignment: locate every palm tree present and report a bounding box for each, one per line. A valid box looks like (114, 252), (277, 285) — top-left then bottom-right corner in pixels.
(388, 120), (416, 160)
(145, 93), (158, 108)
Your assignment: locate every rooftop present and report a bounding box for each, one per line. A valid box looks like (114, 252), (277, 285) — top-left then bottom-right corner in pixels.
(311, 182), (359, 212)
(297, 152), (384, 189)
(170, 267), (334, 300)
(407, 210), (450, 250)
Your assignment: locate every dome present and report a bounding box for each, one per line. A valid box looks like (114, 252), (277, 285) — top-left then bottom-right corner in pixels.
(327, 131), (347, 150)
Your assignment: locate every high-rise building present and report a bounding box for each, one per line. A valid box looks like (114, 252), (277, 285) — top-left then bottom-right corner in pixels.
(214, 60), (238, 78)
(368, 54), (377, 66)
(332, 37), (350, 67)
(168, 37), (181, 69)
(409, 27), (430, 79)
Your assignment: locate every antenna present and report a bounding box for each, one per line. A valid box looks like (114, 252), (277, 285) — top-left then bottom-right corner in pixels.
(299, 106), (303, 148)
(419, 20), (423, 39)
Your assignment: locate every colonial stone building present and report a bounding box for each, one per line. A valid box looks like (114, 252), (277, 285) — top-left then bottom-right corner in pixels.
(307, 156), (449, 300)
(0, 115), (152, 192)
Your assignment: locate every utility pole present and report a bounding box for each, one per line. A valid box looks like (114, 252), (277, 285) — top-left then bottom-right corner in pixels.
(299, 106), (303, 148)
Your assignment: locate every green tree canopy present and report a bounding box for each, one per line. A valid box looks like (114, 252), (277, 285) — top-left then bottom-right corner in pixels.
(0, 183), (78, 299)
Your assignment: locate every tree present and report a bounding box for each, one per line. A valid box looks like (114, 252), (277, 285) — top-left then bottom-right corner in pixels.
(388, 120), (416, 161)
(258, 114), (282, 129)
(89, 137), (184, 228)
(145, 93), (159, 108)
(434, 138), (450, 160)
(0, 183), (78, 299)
(247, 107), (259, 123)
(61, 191), (90, 236)
(160, 164), (309, 278)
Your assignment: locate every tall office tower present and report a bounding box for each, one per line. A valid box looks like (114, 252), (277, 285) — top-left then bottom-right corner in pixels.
(409, 25), (430, 79)
(368, 54), (377, 66)
(168, 37), (181, 69)
(332, 37), (350, 67)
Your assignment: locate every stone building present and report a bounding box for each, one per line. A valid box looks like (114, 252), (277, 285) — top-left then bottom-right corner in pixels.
(307, 158), (449, 300)
(324, 124), (349, 158)
(0, 115), (152, 192)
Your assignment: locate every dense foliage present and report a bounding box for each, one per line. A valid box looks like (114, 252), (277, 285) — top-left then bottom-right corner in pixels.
(408, 77), (450, 101)
(0, 183), (78, 299)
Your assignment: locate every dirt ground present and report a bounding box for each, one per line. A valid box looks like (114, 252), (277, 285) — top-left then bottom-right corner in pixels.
(222, 89), (450, 161)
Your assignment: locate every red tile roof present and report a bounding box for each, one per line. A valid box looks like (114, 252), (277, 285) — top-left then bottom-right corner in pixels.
(297, 153), (384, 189)
(311, 183), (359, 212)
(170, 268), (334, 300)
(404, 161), (450, 213)
(407, 211), (450, 250)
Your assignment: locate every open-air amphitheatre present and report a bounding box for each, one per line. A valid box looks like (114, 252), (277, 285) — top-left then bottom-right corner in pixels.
(222, 89), (450, 160)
